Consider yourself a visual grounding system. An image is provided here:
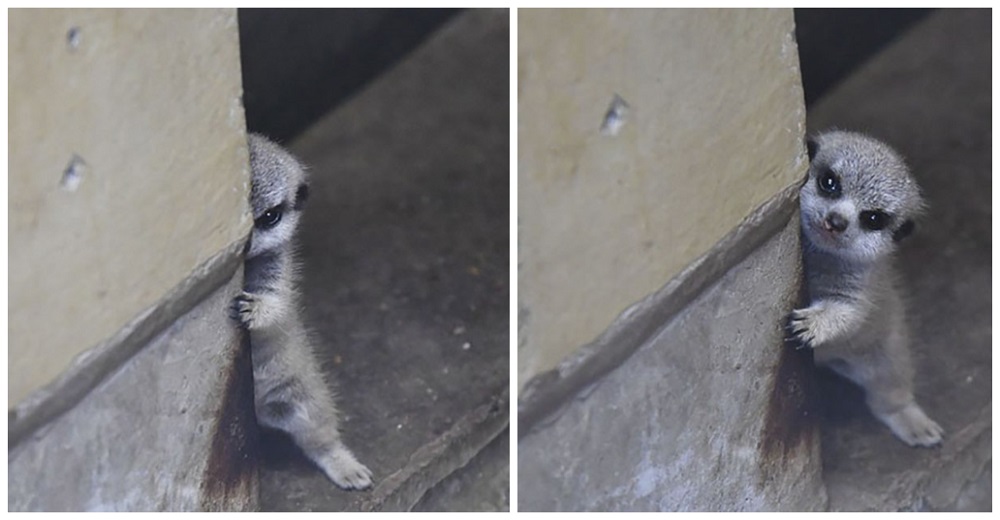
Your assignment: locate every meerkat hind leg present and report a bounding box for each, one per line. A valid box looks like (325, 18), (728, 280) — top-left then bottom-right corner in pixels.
(257, 378), (374, 490)
(846, 358), (944, 447)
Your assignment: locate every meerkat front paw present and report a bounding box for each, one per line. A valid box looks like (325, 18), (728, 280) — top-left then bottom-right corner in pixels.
(230, 291), (285, 330)
(230, 292), (260, 329)
(877, 404), (944, 448)
(785, 300), (861, 349)
(316, 446), (373, 491)
(785, 306), (824, 349)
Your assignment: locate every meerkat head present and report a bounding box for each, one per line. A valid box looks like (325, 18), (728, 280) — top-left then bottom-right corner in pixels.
(799, 130), (924, 263)
(246, 133), (310, 258)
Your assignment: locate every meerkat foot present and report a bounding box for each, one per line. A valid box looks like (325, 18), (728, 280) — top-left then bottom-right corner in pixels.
(877, 403), (944, 447)
(314, 445), (373, 491)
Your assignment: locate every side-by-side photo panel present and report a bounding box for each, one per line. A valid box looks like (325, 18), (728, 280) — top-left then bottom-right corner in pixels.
(9, 8), (510, 512)
(5, 5), (991, 514)
(517, 7), (989, 512)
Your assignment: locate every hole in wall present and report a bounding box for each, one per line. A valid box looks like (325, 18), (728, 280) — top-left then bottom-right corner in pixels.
(61, 155), (86, 191)
(66, 26), (81, 51)
(600, 93), (630, 137)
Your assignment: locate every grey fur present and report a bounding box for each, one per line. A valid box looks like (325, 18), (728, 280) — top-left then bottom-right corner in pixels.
(232, 134), (373, 490)
(787, 130), (943, 447)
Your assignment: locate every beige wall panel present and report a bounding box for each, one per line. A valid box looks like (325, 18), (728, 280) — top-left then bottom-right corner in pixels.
(518, 8), (806, 385)
(9, 9), (251, 406)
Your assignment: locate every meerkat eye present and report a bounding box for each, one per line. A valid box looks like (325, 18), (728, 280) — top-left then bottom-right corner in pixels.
(816, 169), (842, 198)
(859, 210), (890, 231)
(255, 205), (284, 230)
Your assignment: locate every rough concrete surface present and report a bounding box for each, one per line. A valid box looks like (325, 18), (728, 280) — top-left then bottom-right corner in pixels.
(519, 217), (827, 511)
(804, 8), (991, 512)
(255, 9), (509, 511)
(8, 271), (258, 512)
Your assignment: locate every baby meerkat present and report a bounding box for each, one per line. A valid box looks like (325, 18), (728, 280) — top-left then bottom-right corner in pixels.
(786, 130), (943, 448)
(231, 134), (373, 489)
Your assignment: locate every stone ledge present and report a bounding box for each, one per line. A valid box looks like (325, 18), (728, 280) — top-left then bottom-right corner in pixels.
(519, 181), (801, 436)
(8, 265), (258, 511)
(9, 237), (247, 449)
(360, 389), (509, 512)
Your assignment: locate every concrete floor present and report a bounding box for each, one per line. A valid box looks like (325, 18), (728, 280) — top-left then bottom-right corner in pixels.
(513, 7), (989, 513)
(806, 8), (990, 511)
(254, 9), (510, 511)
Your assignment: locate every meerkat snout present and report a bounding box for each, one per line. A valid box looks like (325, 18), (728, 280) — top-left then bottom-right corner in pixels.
(824, 212), (849, 233)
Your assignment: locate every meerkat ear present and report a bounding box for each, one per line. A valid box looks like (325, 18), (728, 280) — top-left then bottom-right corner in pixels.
(892, 219), (915, 242)
(294, 183), (309, 211)
(806, 137), (819, 161)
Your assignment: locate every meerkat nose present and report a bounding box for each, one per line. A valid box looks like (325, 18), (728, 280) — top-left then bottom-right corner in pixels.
(824, 212), (849, 233)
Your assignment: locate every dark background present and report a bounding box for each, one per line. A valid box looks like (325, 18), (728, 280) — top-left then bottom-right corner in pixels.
(793, 8), (935, 106)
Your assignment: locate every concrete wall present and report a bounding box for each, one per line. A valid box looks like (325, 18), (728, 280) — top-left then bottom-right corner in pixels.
(9, 9), (251, 407)
(8, 9), (257, 511)
(517, 9), (825, 511)
(517, 9), (806, 386)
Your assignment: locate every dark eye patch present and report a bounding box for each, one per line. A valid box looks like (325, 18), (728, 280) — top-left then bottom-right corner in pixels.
(859, 209), (890, 231)
(815, 168), (841, 199)
(255, 203), (285, 230)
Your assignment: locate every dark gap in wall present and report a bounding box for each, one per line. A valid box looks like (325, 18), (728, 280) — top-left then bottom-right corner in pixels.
(795, 8), (935, 107)
(238, 8), (462, 143)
